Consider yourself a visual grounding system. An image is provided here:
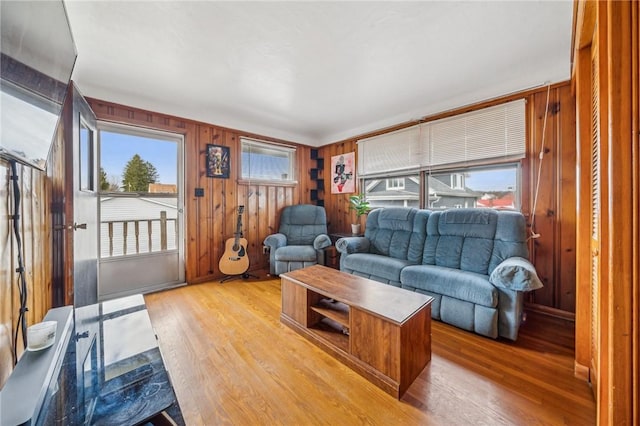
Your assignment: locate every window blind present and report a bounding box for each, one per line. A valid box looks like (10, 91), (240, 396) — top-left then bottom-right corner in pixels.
(357, 99), (525, 176)
(427, 99), (526, 167)
(357, 125), (427, 176)
(240, 137), (296, 181)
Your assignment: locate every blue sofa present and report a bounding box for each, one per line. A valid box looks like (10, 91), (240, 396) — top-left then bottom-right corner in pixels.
(335, 207), (542, 340)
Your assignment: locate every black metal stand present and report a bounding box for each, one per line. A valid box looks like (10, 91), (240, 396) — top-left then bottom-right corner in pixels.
(219, 272), (259, 283)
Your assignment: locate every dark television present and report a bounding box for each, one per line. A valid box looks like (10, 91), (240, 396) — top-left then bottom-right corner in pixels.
(0, 0), (77, 171)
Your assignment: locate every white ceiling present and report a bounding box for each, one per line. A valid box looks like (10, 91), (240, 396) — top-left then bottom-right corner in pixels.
(65, 1), (573, 147)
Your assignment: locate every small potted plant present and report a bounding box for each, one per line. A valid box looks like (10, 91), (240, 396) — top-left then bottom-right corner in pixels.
(349, 194), (371, 235)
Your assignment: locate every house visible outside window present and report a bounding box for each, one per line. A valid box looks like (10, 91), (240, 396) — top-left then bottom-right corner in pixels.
(364, 175), (420, 208)
(241, 137), (296, 182)
(427, 164), (520, 210)
(386, 178), (405, 190)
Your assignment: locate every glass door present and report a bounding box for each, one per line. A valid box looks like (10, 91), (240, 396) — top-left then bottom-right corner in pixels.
(97, 123), (185, 300)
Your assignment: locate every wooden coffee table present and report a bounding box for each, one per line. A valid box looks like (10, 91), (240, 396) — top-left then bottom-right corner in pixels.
(280, 265), (433, 398)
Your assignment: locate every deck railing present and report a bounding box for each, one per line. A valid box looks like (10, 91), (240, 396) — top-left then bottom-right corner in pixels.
(101, 211), (177, 257)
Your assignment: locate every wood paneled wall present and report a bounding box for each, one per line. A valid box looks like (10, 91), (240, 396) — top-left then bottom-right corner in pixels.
(319, 141), (359, 233)
(87, 99), (314, 283)
(319, 83), (577, 316)
(525, 85), (577, 314)
(0, 159), (54, 385)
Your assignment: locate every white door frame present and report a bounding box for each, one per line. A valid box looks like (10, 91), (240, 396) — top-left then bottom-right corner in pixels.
(96, 122), (185, 300)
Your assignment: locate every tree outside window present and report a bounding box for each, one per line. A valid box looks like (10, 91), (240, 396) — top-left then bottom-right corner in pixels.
(122, 154), (159, 192)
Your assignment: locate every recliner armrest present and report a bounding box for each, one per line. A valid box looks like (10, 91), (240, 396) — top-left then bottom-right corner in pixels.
(335, 237), (370, 255)
(263, 233), (287, 249)
(313, 234), (331, 250)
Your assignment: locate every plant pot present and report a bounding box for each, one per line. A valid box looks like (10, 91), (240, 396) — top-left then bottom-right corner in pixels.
(351, 223), (361, 235)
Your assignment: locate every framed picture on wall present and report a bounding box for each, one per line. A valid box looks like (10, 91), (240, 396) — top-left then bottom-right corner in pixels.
(206, 144), (230, 178)
(331, 152), (355, 193)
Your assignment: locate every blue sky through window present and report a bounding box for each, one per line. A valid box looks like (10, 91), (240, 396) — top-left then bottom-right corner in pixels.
(100, 131), (178, 187)
(464, 168), (516, 192)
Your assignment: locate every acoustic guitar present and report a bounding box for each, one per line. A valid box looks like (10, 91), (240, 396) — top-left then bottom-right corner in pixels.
(219, 205), (250, 276)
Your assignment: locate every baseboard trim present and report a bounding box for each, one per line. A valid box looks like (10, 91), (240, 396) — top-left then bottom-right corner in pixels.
(574, 360), (590, 382)
(524, 303), (576, 321)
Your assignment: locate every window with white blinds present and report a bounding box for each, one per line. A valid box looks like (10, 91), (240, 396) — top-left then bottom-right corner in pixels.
(357, 99), (526, 176)
(357, 125), (427, 176)
(428, 99), (526, 167)
(240, 137), (296, 182)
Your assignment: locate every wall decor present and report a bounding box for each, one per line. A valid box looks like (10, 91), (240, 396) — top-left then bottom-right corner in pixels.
(206, 144), (230, 178)
(331, 152), (355, 194)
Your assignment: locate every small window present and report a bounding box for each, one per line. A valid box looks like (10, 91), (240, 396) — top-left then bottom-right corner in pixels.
(451, 173), (464, 190)
(386, 178), (405, 190)
(80, 122), (94, 191)
(241, 138), (296, 182)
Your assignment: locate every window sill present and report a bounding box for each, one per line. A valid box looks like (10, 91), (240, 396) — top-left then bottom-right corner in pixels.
(237, 179), (298, 187)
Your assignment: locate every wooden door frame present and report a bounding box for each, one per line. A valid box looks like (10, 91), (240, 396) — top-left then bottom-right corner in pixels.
(52, 83), (76, 306)
(573, 1), (638, 424)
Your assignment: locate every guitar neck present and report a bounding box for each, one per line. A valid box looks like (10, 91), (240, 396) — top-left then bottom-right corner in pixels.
(234, 207), (244, 240)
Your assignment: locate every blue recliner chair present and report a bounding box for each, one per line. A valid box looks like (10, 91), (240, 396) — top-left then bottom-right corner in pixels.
(263, 205), (331, 276)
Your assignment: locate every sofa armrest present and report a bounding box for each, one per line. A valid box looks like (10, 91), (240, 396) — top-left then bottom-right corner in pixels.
(335, 237), (370, 255)
(263, 233), (287, 250)
(489, 257), (543, 291)
(313, 234), (331, 250)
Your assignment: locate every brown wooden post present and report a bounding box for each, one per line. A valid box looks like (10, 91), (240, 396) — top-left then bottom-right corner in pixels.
(108, 222), (114, 257)
(134, 220), (140, 253)
(123, 221), (128, 255)
(148, 220), (152, 252)
(160, 211), (167, 251)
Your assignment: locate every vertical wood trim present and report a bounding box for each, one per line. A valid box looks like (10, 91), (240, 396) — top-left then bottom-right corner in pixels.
(632, 3), (640, 423)
(574, 41), (593, 380)
(62, 85), (75, 305)
(590, 38), (602, 402)
(594, 2), (610, 419)
(573, 3), (638, 422)
(605, 1), (633, 423)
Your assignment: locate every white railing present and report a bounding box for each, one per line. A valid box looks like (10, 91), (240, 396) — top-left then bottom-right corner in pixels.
(101, 211), (177, 258)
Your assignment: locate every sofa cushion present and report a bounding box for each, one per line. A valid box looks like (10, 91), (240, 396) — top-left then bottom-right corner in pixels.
(364, 208), (429, 262)
(400, 264), (498, 307)
(488, 211), (529, 273)
(342, 253), (415, 283)
(423, 209), (499, 275)
(275, 245), (317, 262)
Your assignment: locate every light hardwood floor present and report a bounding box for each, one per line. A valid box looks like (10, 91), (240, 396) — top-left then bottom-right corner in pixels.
(144, 273), (595, 425)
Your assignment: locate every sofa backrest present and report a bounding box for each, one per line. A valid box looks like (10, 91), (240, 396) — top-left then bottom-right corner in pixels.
(422, 208), (529, 275)
(364, 207), (430, 262)
(279, 204), (328, 245)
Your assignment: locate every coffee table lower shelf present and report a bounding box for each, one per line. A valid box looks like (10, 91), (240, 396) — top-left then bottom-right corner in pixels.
(280, 313), (402, 397)
(280, 265), (432, 399)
